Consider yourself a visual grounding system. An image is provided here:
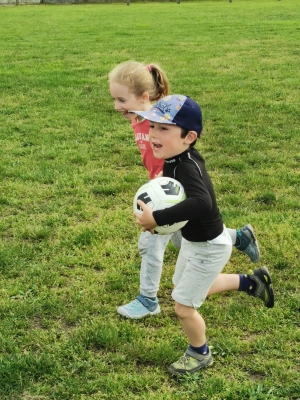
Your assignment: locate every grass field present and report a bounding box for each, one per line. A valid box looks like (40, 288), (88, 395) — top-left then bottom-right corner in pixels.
(0, 0), (299, 399)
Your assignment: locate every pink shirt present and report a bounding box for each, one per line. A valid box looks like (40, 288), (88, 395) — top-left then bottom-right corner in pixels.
(132, 118), (164, 180)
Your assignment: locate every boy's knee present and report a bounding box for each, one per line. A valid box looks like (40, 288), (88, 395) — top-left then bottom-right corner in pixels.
(174, 302), (193, 319)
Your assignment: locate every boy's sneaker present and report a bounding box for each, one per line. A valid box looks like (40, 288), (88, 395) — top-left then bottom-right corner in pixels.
(248, 266), (274, 308)
(236, 224), (260, 263)
(117, 294), (160, 319)
(168, 347), (213, 375)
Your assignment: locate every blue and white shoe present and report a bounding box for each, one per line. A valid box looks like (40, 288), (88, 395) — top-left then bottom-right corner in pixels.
(236, 224), (260, 263)
(117, 294), (161, 319)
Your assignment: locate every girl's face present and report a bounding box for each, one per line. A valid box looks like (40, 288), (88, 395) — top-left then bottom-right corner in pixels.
(149, 122), (191, 160)
(110, 81), (150, 122)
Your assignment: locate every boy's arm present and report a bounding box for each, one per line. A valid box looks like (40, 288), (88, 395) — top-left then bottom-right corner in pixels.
(153, 196), (211, 227)
(154, 163), (213, 226)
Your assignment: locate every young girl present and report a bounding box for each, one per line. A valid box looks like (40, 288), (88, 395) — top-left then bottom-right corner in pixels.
(133, 94), (274, 374)
(108, 60), (261, 319)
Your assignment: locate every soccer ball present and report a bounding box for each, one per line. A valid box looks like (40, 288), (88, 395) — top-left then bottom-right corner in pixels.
(133, 177), (188, 235)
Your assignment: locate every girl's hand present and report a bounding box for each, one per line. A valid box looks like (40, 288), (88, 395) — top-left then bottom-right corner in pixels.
(154, 171), (163, 178)
(133, 200), (157, 233)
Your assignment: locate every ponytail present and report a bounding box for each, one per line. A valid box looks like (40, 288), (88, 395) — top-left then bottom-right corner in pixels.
(109, 60), (170, 102)
(147, 63), (170, 101)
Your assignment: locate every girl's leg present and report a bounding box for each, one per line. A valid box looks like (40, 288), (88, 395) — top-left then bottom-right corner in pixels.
(227, 225), (260, 263)
(227, 228), (237, 245)
(139, 231), (171, 298)
(117, 231), (171, 319)
(170, 230), (182, 249)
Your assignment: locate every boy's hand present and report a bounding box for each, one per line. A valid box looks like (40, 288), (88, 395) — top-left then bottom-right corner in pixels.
(133, 200), (157, 233)
(154, 171), (163, 178)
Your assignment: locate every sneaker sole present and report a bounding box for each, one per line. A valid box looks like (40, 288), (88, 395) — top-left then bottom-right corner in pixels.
(260, 266), (274, 308)
(254, 266), (275, 308)
(117, 304), (161, 319)
(245, 224), (260, 263)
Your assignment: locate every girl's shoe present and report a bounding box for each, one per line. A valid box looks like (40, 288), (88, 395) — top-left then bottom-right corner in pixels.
(117, 295), (160, 319)
(236, 224), (260, 263)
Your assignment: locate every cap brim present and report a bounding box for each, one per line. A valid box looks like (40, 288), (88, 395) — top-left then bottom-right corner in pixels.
(129, 110), (176, 125)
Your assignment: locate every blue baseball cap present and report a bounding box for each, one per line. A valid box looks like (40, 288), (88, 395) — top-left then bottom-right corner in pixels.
(131, 95), (203, 136)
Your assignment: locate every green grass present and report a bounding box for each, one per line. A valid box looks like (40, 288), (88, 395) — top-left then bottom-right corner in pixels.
(0, 1), (299, 398)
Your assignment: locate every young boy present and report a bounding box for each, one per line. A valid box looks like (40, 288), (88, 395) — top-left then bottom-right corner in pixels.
(109, 61), (261, 320)
(133, 95), (274, 374)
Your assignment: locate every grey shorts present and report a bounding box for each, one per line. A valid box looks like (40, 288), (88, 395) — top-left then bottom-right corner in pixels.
(172, 228), (232, 308)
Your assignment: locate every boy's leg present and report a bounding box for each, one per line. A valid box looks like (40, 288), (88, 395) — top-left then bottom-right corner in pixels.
(208, 273), (240, 294)
(117, 231), (171, 319)
(227, 224), (260, 263)
(175, 302), (206, 347)
(168, 303), (213, 375)
(172, 233), (233, 311)
(208, 266), (274, 308)
(169, 233), (232, 374)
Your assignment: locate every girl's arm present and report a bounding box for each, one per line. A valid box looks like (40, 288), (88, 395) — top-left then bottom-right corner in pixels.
(134, 200), (157, 233)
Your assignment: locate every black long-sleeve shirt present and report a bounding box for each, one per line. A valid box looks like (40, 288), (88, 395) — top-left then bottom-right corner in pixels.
(152, 147), (223, 242)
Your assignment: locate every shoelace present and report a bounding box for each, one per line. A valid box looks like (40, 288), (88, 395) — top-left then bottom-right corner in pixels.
(177, 356), (191, 367)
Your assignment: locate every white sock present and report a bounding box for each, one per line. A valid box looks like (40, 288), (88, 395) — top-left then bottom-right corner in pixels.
(227, 228), (237, 246)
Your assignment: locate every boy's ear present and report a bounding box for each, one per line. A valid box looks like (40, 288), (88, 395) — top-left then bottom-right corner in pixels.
(184, 131), (198, 144)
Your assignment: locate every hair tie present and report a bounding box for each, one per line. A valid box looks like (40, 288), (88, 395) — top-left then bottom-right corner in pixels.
(147, 65), (152, 73)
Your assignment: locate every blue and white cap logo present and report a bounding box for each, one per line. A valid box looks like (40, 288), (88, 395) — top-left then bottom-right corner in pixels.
(146, 95), (187, 125)
(131, 94), (203, 136)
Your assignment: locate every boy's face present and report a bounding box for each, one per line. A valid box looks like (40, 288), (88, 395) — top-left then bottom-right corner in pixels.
(110, 82), (146, 122)
(149, 122), (190, 160)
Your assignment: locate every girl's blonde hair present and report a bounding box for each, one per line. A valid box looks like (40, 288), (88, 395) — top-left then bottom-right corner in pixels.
(108, 60), (170, 102)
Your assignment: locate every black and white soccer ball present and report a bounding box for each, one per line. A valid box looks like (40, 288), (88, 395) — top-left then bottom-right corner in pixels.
(133, 177), (188, 235)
